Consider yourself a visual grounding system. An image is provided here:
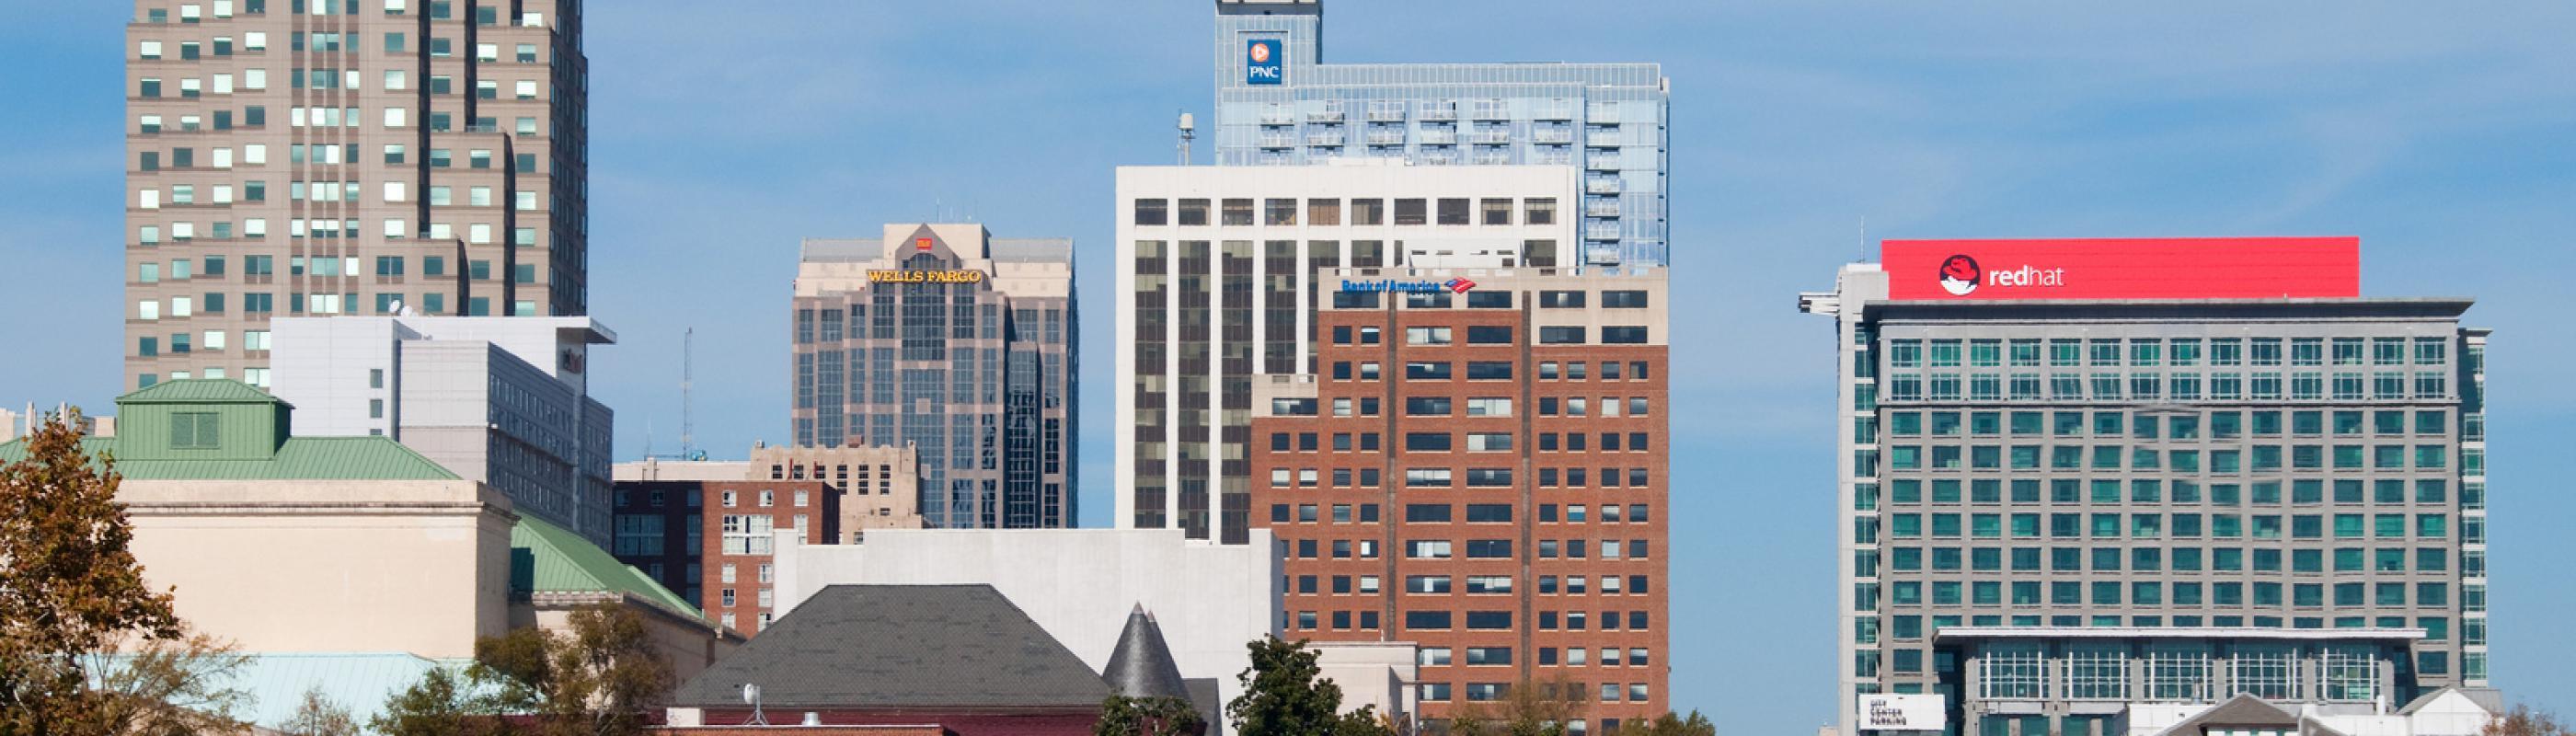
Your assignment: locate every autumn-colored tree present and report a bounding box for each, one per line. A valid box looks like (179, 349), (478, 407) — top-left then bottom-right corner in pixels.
(1611, 711), (1718, 736)
(1446, 678), (1589, 736)
(281, 684), (362, 736)
(87, 632), (255, 735)
(2486, 706), (2574, 736)
(0, 411), (190, 735)
(1226, 637), (1397, 736)
(474, 602), (675, 736)
(1098, 695), (1207, 736)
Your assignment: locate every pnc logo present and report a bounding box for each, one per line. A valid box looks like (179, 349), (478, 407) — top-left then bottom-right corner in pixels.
(1445, 278), (1477, 293)
(1246, 40), (1283, 85)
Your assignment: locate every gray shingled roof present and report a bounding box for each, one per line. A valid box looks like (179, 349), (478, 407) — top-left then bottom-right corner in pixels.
(2156, 694), (2296, 736)
(2400, 685), (2506, 716)
(1103, 605), (1190, 701)
(672, 584), (1110, 709)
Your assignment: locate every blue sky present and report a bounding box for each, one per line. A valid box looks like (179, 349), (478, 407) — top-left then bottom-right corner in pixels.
(3, 1), (2572, 729)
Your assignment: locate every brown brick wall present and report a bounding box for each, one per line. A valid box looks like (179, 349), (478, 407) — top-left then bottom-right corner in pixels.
(1251, 288), (1668, 728)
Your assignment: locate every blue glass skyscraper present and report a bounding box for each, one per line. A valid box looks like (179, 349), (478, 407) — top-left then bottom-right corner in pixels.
(1212, 0), (1672, 266)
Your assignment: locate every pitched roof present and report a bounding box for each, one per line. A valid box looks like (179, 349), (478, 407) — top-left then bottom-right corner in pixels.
(120, 378), (284, 405)
(2399, 685), (2506, 716)
(0, 436), (459, 481)
(509, 515), (700, 616)
(1104, 606), (1191, 701)
(2156, 694), (2296, 736)
(672, 584), (1110, 709)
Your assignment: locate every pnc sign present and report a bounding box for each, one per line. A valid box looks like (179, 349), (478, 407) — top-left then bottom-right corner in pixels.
(1340, 277), (1476, 293)
(867, 270), (986, 284)
(1246, 39), (1283, 85)
(1884, 237), (2359, 301)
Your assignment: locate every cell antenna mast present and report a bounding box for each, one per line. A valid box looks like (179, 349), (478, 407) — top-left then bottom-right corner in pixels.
(1178, 111), (1196, 166)
(681, 328), (696, 460)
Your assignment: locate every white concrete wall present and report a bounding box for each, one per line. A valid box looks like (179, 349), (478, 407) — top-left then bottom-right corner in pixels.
(121, 478), (514, 659)
(1312, 641), (1420, 724)
(270, 317), (414, 437)
(772, 528), (1280, 715)
(1111, 161), (1582, 535)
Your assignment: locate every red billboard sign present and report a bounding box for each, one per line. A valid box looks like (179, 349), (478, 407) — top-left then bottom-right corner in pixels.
(1881, 237), (2360, 300)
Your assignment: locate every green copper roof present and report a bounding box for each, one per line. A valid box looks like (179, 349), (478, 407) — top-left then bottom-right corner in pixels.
(510, 515), (702, 618)
(119, 378), (286, 405)
(0, 436), (458, 481)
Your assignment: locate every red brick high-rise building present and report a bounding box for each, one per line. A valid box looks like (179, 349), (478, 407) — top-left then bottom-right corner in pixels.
(1250, 266), (1669, 731)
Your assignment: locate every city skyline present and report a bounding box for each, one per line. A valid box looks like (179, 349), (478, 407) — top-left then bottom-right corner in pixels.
(4, 0), (2573, 730)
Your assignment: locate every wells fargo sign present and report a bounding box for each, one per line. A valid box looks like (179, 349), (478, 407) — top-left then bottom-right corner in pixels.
(867, 270), (986, 284)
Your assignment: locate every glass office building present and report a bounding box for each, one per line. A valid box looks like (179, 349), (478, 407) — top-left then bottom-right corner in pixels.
(792, 224), (1077, 529)
(1211, 0), (1670, 267)
(1801, 239), (2490, 736)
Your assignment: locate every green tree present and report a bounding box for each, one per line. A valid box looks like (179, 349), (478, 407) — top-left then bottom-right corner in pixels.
(373, 667), (483, 736)
(280, 684), (362, 736)
(1225, 637), (1397, 736)
(1446, 678), (1588, 736)
(1611, 711), (1717, 736)
(0, 411), (187, 735)
(1098, 695), (1206, 736)
(2486, 706), (2575, 736)
(467, 602), (674, 736)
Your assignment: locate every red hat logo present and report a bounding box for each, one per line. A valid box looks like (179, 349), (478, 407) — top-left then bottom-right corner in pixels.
(1938, 254), (1981, 296)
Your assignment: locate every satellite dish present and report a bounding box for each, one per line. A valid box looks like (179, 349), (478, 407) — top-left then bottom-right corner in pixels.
(742, 684), (760, 705)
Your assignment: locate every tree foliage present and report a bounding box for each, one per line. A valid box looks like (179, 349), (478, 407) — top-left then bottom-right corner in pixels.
(1098, 694), (1207, 736)
(0, 412), (194, 735)
(2487, 706), (2575, 736)
(1611, 711), (1718, 736)
(1225, 637), (1397, 736)
(1447, 678), (1589, 736)
(374, 602), (675, 736)
(87, 632), (255, 736)
(281, 684), (362, 736)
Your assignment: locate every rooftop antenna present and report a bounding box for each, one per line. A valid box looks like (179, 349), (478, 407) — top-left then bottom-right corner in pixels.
(1178, 111), (1196, 166)
(740, 683), (768, 726)
(1858, 217), (1869, 263)
(681, 328), (696, 461)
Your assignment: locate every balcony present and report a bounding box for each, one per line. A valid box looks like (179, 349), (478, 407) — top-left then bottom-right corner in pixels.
(1532, 127), (1574, 144)
(1586, 154), (1620, 170)
(1472, 151), (1512, 166)
(1305, 102), (1344, 123)
(1259, 132), (1295, 149)
(1586, 177), (1622, 194)
(1533, 149), (1574, 166)
(1365, 129), (1407, 145)
(1584, 200), (1622, 217)
(1585, 223), (1623, 240)
(1534, 99), (1576, 121)
(1586, 129), (1622, 147)
(1469, 129), (1512, 145)
(1418, 128), (1457, 145)
(1420, 151), (1459, 166)
(1305, 131), (1346, 146)
(1420, 102), (1457, 121)
(1587, 104), (1622, 124)
(1260, 106), (1295, 126)
(1471, 99), (1510, 121)
(1367, 102), (1408, 122)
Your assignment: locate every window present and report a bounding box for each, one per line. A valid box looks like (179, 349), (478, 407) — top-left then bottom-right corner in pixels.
(1437, 198), (1470, 225)
(169, 412), (220, 449)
